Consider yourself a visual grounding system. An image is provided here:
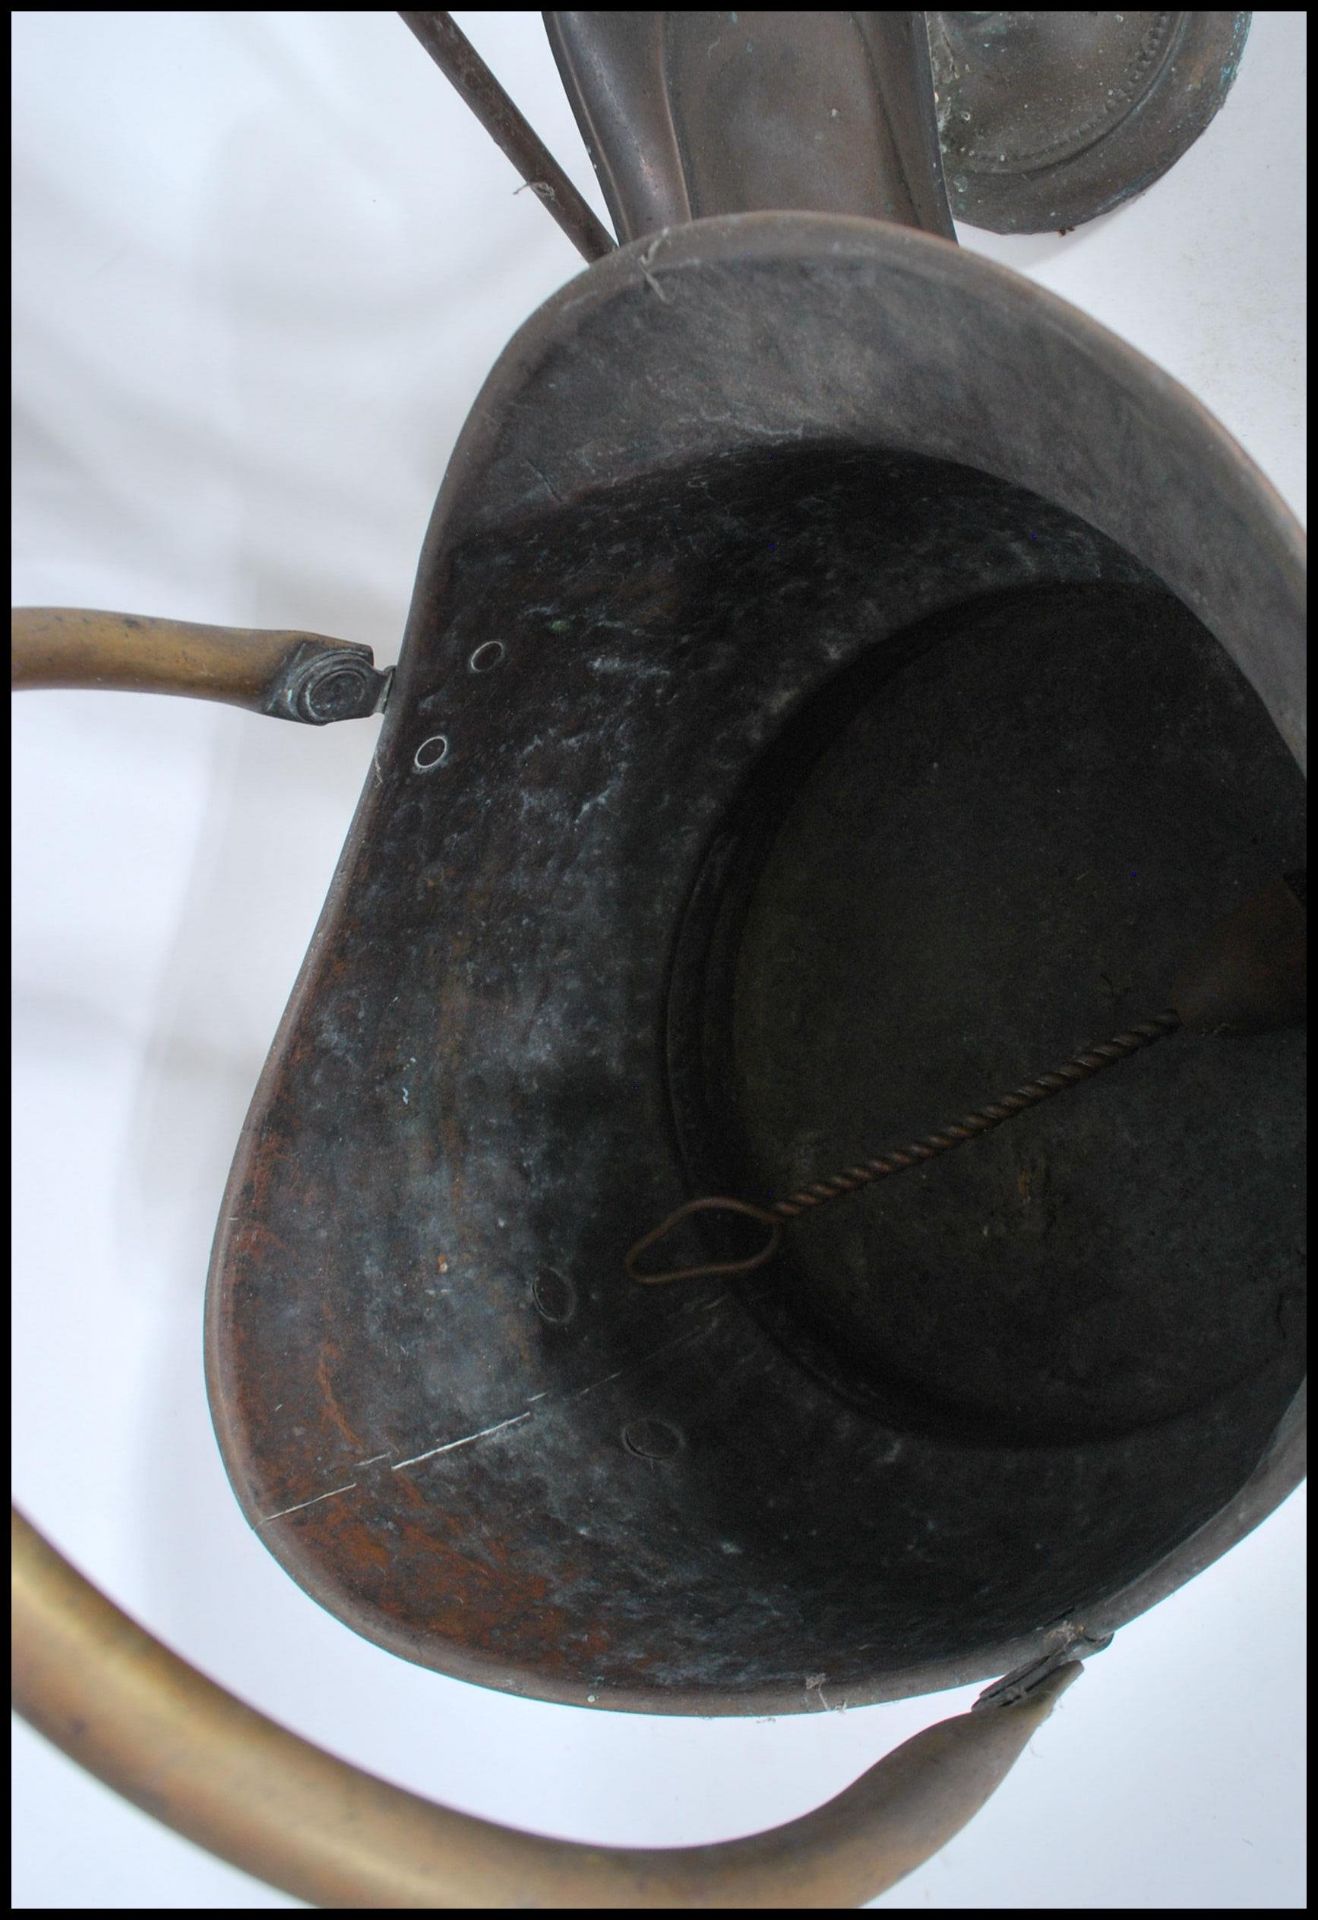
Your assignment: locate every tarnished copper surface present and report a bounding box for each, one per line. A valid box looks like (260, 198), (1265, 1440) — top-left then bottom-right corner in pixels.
(10, 582), (1090, 1909)
(10, 18), (1303, 1910)
(206, 216), (1305, 1716)
(547, 12), (1253, 243)
(929, 11), (1253, 233)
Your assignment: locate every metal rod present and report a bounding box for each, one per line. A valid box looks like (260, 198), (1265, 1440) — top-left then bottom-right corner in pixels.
(399, 12), (616, 264)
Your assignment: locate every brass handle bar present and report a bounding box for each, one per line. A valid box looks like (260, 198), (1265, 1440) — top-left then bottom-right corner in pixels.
(11, 607), (391, 723)
(12, 1511), (1078, 1908)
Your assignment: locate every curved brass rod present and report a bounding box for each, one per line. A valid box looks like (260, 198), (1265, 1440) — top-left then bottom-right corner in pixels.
(12, 632), (1080, 1906)
(12, 1510), (1079, 1909)
(11, 607), (389, 723)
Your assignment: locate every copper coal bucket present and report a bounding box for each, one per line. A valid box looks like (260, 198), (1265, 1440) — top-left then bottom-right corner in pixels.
(12, 13), (1304, 1909)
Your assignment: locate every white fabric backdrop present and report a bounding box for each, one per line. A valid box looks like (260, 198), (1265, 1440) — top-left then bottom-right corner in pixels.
(12, 11), (1306, 1910)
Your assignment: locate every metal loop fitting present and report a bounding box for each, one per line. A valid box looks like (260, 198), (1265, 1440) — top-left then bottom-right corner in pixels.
(625, 1196), (785, 1285)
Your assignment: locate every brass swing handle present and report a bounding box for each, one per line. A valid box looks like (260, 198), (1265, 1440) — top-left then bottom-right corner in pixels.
(11, 622), (1080, 1908)
(12, 1510), (1079, 1909)
(10, 607), (391, 723)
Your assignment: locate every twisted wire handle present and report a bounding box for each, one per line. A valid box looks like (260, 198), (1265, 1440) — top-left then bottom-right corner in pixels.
(627, 1011), (1182, 1283)
(773, 1010), (1181, 1218)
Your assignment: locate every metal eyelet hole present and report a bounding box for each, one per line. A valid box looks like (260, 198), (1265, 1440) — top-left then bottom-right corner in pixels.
(622, 1418), (683, 1462)
(469, 641), (506, 674)
(413, 734), (449, 772)
(531, 1268), (576, 1325)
